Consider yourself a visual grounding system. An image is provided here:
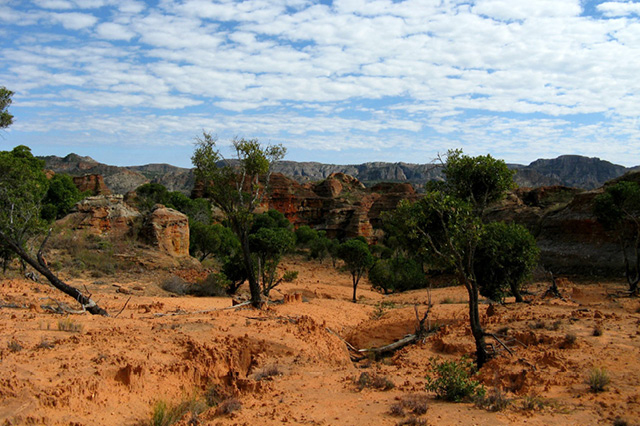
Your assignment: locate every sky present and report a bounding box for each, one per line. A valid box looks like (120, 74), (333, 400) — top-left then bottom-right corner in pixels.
(1, 0), (639, 168)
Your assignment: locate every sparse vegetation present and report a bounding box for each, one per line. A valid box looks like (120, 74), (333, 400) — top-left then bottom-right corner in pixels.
(7, 339), (22, 352)
(150, 396), (206, 426)
(521, 394), (546, 411)
(397, 417), (427, 426)
(253, 365), (283, 381)
(215, 398), (242, 416)
(593, 326), (603, 336)
(57, 317), (83, 333)
(587, 367), (610, 392)
(371, 300), (396, 319)
(355, 372), (395, 391)
(425, 357), (485, 402)
(474, 387), (511, 412)
(389, 394), (429, 416)
(562, 332), (577, 348)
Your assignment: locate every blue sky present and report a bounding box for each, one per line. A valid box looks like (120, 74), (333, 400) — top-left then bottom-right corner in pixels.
(1, 0), (639, 168)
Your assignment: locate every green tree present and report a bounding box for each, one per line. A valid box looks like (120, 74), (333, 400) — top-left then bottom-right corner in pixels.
(442, 149), (515, 216)
(397, 150), (521, 368)
(337, 239), (374, 303)
(0, 146), (107, 315)
(191, 132), (286, 307)
(189, 222), (238, 262)
(475, 222), (539, 303)
(594, 181), (640, 294)
(0, 86), (13, 130)
(0, 146), (49, 271)
(41, 174), (86, 221)
(249, 226), (295, 296)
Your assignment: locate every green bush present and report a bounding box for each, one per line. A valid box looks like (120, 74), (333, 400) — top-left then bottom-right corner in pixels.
(369, 255), (427, 294)
(425, 357), (485, 402)
(587, 368), (610, 392)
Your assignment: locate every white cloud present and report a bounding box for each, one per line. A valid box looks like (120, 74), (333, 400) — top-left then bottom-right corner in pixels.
(95, 22), (135, 40)
(34, 0), (75, 9)
(51, 11), (97, 29)
(598, 1), (640, 17)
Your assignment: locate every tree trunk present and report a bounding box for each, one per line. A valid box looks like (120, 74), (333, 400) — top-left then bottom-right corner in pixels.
(352, 275), (358, 303)
(465, 280), (488, 368)
(240, 230), (262, 308)
(0, 230), (108, 316)
(510, 282), (524, 303)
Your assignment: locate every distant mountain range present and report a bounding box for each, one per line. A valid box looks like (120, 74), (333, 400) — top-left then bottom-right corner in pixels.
(40, 153), (639, 195)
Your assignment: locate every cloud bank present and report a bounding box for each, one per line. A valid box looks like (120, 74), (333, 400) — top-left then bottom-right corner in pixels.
(0, 0), (639, 166)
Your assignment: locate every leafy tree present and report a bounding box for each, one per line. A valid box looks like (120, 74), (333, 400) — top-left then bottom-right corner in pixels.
(249, 226), (295, 296)
(308, 232), (332, 263)
(369, 255), (427, 294)
(0, 86), (13, 130)
(134, 182), (170, 212)
(189, 221), (238, 262)
(0, 145), (107, 315)
(192, 132), (286, 307)
(396, 150), (521, 368)
(0, 146), (49, 271)
(337, 239), (374, 303)
(475, 221), (539, 303)
(295, 225), (318, 246)
(222, 252), (250, 295)
(442, 149), (515, 216)
(594, 181), (640, 294)
(41, 173), (86, 221)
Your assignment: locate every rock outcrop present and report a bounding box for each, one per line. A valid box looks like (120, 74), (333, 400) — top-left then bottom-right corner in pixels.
(59, 196), (190, 257)
(141, 205), (190, 257)
(486, 185), (622, 276)
(72, 174), (111, 195)
(60, 195), (141, 236)
(266, 172), (419, 242)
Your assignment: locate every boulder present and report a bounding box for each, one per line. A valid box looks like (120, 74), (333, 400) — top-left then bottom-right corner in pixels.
(141, 205), (190, 257)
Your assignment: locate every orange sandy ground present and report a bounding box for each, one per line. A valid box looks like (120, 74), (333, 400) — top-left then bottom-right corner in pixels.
(1, 257), (639, 425)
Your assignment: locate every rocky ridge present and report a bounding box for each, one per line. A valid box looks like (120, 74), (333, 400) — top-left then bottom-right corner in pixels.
(41, 153), (638, 195)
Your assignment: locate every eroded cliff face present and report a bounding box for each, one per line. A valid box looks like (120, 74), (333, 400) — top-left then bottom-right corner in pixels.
(486, 185), (624, 276)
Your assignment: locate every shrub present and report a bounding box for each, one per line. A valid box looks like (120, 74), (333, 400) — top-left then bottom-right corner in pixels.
(562, 332), (577, 348)
(187, 272), (230, 297)
(355, 372), (395, 391)
(369, 256), (427, 294)
(613, 417), (628, 426)
(474, 388), (510, 412)
(587, 368), (610, 392)
(425, 357), (485, 402)
(593, 326), (603, 336)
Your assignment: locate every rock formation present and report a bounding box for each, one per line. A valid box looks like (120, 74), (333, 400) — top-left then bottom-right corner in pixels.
(60, 195), (141, 236)
(266, 172), (419, 242)
(141, 205), (190, 257)
(59, 196), (190, 257)
(72, 174), (111, 195)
